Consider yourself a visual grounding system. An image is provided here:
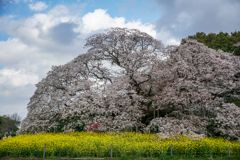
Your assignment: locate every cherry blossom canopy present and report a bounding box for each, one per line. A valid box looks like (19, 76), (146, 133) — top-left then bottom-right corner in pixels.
(18, 28), (240, 140)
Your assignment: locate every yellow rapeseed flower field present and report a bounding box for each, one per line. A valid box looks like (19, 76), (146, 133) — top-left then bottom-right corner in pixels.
(0, 132), (240, 158)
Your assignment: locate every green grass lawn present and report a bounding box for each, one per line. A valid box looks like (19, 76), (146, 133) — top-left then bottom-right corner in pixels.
(1, 155), (240, 160)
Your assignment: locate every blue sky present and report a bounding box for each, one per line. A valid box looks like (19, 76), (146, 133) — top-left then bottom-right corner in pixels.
(0, 0), (161, 22)
(0, 0), (161, 41)
(0, 0), (240, 120)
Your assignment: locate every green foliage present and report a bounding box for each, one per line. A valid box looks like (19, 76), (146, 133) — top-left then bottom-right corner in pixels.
(0, 113), (21, 133)
(225, 98), (240, 107)
(0, 115), (2, 127)
(57, 119), (86, 132)
(206, 121), (219, 137)
(182, 31), (240, 55)
(11, 133), (16, 137)
(234, 46), (240, 56)
(233, 100), (240, 107)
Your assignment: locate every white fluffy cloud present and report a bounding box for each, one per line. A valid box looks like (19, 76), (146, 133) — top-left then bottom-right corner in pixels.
(81, 9), (157, 38)
(29, 1), (48, 11)
(2, 6), (160, 68)
(0, 68), (39, 87)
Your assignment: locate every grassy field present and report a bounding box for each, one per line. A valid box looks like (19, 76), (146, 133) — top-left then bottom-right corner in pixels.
(0, 131), (240, 159)
(0, 156), (240, 160)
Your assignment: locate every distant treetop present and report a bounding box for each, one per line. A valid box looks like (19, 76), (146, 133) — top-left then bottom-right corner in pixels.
(181, 31), (240, 56)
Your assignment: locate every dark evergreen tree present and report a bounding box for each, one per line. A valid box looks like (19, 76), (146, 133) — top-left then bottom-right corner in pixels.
(182, 31), (240, 56)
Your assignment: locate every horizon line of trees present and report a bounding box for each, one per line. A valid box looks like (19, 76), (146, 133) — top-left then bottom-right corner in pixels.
(181, 30), (240, 56)
(0, 113), (21, 136)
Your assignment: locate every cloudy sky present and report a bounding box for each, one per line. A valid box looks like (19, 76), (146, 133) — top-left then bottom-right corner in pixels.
(0, 0), (240, 120)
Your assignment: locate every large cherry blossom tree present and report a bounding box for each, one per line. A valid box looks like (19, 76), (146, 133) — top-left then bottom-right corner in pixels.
(148, 39), (240, 140)
(18, 28), (240, 140)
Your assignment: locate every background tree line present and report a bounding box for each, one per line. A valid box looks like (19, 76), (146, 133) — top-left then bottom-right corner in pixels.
(0, 113), (21, 138)
(181, 31), (240, 56)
